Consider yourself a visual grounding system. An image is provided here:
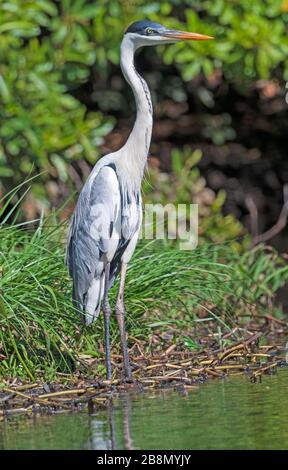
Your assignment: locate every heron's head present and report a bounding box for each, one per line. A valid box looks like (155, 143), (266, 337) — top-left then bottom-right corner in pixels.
(124, 20), (213, 49)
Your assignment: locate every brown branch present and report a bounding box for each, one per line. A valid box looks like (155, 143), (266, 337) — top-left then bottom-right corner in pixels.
(245, 194), (259, 238)
(250, 184), (288, 246)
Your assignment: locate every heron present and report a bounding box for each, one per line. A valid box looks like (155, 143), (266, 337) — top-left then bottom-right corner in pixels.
(66, 20), (213, 380)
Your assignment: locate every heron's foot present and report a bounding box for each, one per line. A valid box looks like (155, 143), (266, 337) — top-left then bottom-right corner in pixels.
(124, 367), (132, 381)
(106, 370), (112, 381)
(123, 355), (132, 377)
(121, 374), (136, 385)
(123, 361), (139, 384)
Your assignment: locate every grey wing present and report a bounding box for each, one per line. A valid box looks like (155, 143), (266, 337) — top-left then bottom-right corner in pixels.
(66, 166), (121, 324)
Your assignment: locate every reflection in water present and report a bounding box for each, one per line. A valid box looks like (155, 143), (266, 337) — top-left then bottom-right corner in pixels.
(88, 395), (134, 450)
(122, 395), (134, 450)
(87, 417), (111, 450)
(2, 368), (288, 450)
(108, 399), (117, 450)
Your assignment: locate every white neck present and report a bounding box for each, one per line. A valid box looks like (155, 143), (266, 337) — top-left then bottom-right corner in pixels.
(119, 35), (153, 182)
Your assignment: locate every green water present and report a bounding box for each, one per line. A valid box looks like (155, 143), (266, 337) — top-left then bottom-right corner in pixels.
(1, 369), (288, 450)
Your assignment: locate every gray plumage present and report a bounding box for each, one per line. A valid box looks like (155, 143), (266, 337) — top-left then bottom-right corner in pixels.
(66, 161), (142, 325)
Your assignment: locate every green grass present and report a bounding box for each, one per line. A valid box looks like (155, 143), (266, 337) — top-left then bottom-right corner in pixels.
(0, 180), (287, 380)
(0, 214), (287, 380)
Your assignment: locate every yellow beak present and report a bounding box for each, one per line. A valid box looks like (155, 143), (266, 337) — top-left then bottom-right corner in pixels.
(161, 30), (214, 41)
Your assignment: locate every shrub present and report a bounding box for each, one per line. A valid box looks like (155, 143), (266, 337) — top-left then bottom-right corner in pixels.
(1, 1), (287, 200)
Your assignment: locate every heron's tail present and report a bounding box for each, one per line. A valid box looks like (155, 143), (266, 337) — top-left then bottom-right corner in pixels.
(77, 275), (105, 326)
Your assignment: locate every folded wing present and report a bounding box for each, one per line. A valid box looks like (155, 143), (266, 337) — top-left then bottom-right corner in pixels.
(66, 165), (121, 324)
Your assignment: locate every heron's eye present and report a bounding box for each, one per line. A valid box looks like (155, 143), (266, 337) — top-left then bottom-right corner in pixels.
(146, 28), (154, 35)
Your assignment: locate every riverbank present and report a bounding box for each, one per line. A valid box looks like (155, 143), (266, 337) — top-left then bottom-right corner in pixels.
(1, 217), (288, 379)
(1, 209), (288, 405)
(4, 368), (288, 450)
(1, 315), (287, 419)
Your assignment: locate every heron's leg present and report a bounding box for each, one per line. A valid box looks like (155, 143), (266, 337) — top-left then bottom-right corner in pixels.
(115, 262), (131, 379)
(103, 262), (112, 380)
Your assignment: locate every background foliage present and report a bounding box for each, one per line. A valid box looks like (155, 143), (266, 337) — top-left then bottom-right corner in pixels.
(0, 0), (287, 244)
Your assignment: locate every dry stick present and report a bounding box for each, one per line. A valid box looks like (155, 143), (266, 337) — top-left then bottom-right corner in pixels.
(264, 315), (287, 326)
(213, 365), (247, 371)
(110, 354), (123, 360)
(10, 383), (39, 391)
(199, 359), (214, 365)
(245, 194), (259, 239)
(3, 387), (49, 405)
(205, 369), (223, 377)
(254, 362), (278, 377)
(225, 352), (271, 359)
(188, 369), (204, 376)
(218, 343), (246, 361)
(141, 364), (163, 371)
(2, 388), (73, 410)
(222, 351), (246, 362)
(163, 369), (183, 378)
(165, 363), (183, 370)
(132, 341), (146, 358)
(39, 388), (90, 399)
(131, 356), (151, 362)
(149, 376), (192, 382)
(180, 360), (193, 367)
(102, 379), (119, 385)
(162, 344), (177, 356)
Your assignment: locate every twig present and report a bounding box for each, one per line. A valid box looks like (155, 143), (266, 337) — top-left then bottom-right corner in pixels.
(3, 387), (49, 405)
(245, 194), (259, 239)
(252, 184), (288, 246)
(39, 388), (88, 399)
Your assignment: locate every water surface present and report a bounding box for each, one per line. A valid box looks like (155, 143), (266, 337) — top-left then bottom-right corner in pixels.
(1, 368), (288, 450)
